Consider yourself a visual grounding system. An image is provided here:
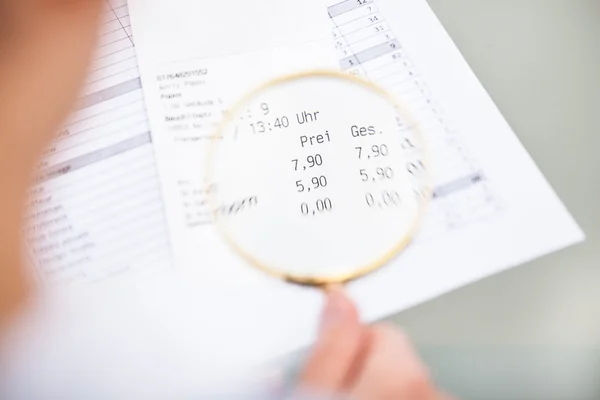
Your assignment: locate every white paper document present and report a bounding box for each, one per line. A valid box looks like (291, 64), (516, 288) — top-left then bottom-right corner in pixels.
(128, 0), (583, 362)
(129, 0), (339, 286)
(25, 0), (172, 285)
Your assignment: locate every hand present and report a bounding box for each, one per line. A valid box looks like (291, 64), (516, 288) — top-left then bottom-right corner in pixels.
(297, 287), (453, 400)
(0, 0), (103, 326)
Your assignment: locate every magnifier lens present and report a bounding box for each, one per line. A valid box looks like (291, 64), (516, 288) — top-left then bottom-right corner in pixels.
(206, 72), (430, 285)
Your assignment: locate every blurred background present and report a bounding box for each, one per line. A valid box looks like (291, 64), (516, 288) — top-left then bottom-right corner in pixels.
(388, 1), (600, 398)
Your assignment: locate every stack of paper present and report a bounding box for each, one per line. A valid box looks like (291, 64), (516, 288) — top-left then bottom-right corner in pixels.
(25, 0), (583, 365)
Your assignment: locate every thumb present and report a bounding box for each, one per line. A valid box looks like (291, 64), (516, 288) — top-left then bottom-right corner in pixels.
(297, 286), (363, 395)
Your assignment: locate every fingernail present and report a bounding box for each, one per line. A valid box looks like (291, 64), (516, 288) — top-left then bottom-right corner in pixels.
(320, 285), (350, 331)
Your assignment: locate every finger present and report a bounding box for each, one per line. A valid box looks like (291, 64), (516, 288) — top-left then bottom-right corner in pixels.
(351, 324), (438, 400)
(297, 286), (363, 395)
(0, 0), (102, 326)
(0, 0), (103, 212)
(1, 0), (104, 162)
(437, 393), (458, 400)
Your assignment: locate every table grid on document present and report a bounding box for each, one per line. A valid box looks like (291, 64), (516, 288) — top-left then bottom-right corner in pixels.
(85, 2), (137, 94)
(108, 0), (134, 41)
(26, 1), (172, 285)
(42, 2), (144, 162)
(329, 0), (502, 237)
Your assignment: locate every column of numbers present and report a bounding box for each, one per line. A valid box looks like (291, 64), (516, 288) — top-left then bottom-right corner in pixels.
(328, 0), (502, 236)
(45, 1), (145, 169)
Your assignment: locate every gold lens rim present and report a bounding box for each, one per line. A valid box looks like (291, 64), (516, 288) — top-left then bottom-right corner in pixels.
(205, 70), (433, 287)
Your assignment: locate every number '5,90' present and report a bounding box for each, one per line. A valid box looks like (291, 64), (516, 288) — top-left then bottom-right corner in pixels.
(296, 175), (328, 192)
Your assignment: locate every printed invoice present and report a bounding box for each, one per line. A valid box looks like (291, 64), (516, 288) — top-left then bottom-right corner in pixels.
(129, 0), (584, 362)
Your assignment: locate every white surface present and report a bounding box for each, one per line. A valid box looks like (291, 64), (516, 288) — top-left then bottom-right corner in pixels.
(394, 0), (599, 346)
(389, 0), (600, 397)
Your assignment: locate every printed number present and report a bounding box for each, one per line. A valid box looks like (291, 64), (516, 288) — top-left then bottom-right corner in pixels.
(371, 144), (389, 157)
(316, 198), (333, 212)
(301, 199), (333, 215)
(356, 145), (389, 159)
(301, 203), (309, 215)
(360, 167), (394, 182)
(249, 121), (265, 134)
(366, 191), (401, 207)
(292, 154), (323, 171)
(360, 169), (368, 182)
(274, 116), (290, 129)
(307, 154), (323, 168)
(377, 167), (394, 179)
(297, 176), (327, 192)
(355, 147), (362, 159)
(261, 103), (270, 115)
(311, 175), (328, 189)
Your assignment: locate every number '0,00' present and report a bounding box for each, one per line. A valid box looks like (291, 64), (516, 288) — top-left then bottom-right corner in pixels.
(366, 191), (401, 207)
(301, 198), (333, 216)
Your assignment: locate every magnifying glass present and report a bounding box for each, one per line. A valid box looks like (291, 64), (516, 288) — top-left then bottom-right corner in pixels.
(205, 71), (432, 287)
